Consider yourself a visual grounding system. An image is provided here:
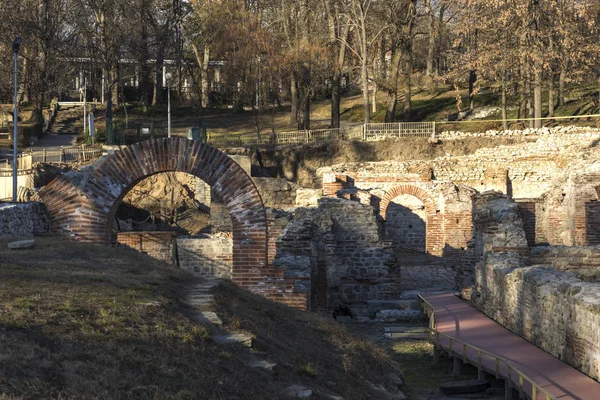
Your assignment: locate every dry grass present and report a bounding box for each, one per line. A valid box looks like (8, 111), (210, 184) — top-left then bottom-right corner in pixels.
(0, 237), (399, 399)
(213, 283), (403, 399)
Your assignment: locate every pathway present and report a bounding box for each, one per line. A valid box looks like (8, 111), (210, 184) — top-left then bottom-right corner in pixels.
(421, 293), (600, 400)
(33, 133), (78, 148)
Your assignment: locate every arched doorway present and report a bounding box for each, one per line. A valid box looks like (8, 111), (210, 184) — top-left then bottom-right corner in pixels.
(38, 138), (268, 289)
(385, 194), (427, 262)
(379, 184), (439, 255)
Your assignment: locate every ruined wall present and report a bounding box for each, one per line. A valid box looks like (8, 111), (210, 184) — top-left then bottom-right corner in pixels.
(177, 235), (233, 279)
(253, 178), (299, 210)
(117, 231), (177, 265)
(473, 253), (600, 380)
(275, 198), (397, 311)
(530, 246), (600, 282)
(471, 192), (600, 380)
(0, 202), (51, 237)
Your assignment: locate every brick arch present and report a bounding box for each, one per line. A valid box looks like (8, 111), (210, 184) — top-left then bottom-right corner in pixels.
(379, 184), (442, 256)
(38, 138), (268, 288)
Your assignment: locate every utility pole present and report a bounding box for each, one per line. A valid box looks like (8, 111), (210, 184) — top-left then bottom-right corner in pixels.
(12, 37), (21, 203)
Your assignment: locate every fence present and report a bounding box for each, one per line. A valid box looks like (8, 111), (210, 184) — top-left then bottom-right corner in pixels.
(29, 144), (103, 164)
(0, 120), (8, 133)
(0, 153), (32, 171)
(105, 120), (207, 146)
(420, 295), (556, 400)
(206, 122), (435, 148)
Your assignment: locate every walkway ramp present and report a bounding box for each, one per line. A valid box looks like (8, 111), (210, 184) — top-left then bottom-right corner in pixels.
(420, 293), (600, 400)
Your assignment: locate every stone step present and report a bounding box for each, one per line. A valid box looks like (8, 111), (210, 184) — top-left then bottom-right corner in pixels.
(367, 299), (419, 315)
(384, 326), (428, 333)
(246, 358), (277, 372)
(193, 311), (222, 326)
(384, 326), (429, 339)
(283, 385), (313, 399)
(384, 332), (429, 339)
(376, 309), (426, 322)
(8, 239), (35, 249)
(213, 333), (253, 348)
(400, 289), (458, 300)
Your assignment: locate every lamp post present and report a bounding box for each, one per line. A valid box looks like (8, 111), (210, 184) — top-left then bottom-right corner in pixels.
(12, 37), (21, 203)
(83, 76), (87, 139)
(166, 72), (172, 138)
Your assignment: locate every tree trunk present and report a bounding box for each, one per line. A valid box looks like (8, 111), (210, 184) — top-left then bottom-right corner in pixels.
(548, 73), (555, 119)
(468, 70), (476, 111)
(533, 68), (542, 128)
(403, 59), (412, 121)
(501, 71), (508, 130)
(597, 75), (600, 108)
(201, 46), (210, 108)
(361, 55), (370, 123)
(559, 65), (566, 106)
(290, 74), (299, 125)
(111, 60), (119, 106)
(331, 73), (342, 128)
(153, 48), (164, 105)
(385, 47), (401, 122)
(298, 67), (311, 130)
(425, 0), (436, 77)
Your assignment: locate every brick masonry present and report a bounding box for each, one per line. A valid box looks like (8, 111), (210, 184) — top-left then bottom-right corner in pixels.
(37, 138), (307, 309)
(117, 231), (176, 265)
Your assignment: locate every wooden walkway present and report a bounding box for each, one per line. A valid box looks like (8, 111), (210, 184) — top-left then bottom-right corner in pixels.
(420, 293), (600, 400)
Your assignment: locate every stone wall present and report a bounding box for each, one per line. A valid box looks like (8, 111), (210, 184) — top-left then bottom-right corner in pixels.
(0, 202), (51, 237)
(177, 235), (233, 279)
(253, 177), (299, 210)
(275, 198), (397, 311)
(530, 246), (600, 282)
(473, 252), (600, 380)
(471, 192), (600, 380)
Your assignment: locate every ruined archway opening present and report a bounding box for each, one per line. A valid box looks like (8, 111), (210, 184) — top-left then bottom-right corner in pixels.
(385, 194), (427, 264)
(111, 171), (234, 280)
(114, 171), (215, 236)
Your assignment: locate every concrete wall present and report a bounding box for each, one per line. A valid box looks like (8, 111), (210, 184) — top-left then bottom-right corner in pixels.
(0, 202), (50, 237)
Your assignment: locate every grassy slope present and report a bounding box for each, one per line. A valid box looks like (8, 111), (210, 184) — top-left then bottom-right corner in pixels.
(0, 237), (400, 400)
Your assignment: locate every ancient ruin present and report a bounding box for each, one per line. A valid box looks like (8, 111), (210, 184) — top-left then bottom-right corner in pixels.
(13, 127), (600, 387)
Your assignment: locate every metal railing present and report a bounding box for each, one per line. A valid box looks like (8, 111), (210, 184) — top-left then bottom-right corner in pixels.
(419, 295), (556, 400)
(30, 144), (103, 164)
(207, 122), (436, 148)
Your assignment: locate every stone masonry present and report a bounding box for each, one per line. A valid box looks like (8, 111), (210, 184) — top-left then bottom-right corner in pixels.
(178, 235), (233, 279)
(0, 202), (51, 237)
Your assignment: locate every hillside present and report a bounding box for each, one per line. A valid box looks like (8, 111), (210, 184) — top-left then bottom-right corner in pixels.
(0, 237), (402, 399)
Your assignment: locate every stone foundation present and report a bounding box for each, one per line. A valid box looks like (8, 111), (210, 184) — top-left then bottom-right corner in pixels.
(0, 202), (51, 237)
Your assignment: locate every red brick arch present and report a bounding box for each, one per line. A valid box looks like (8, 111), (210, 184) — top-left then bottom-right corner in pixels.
(38, 138), (268, 288)
(379, 184), (443, 256)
